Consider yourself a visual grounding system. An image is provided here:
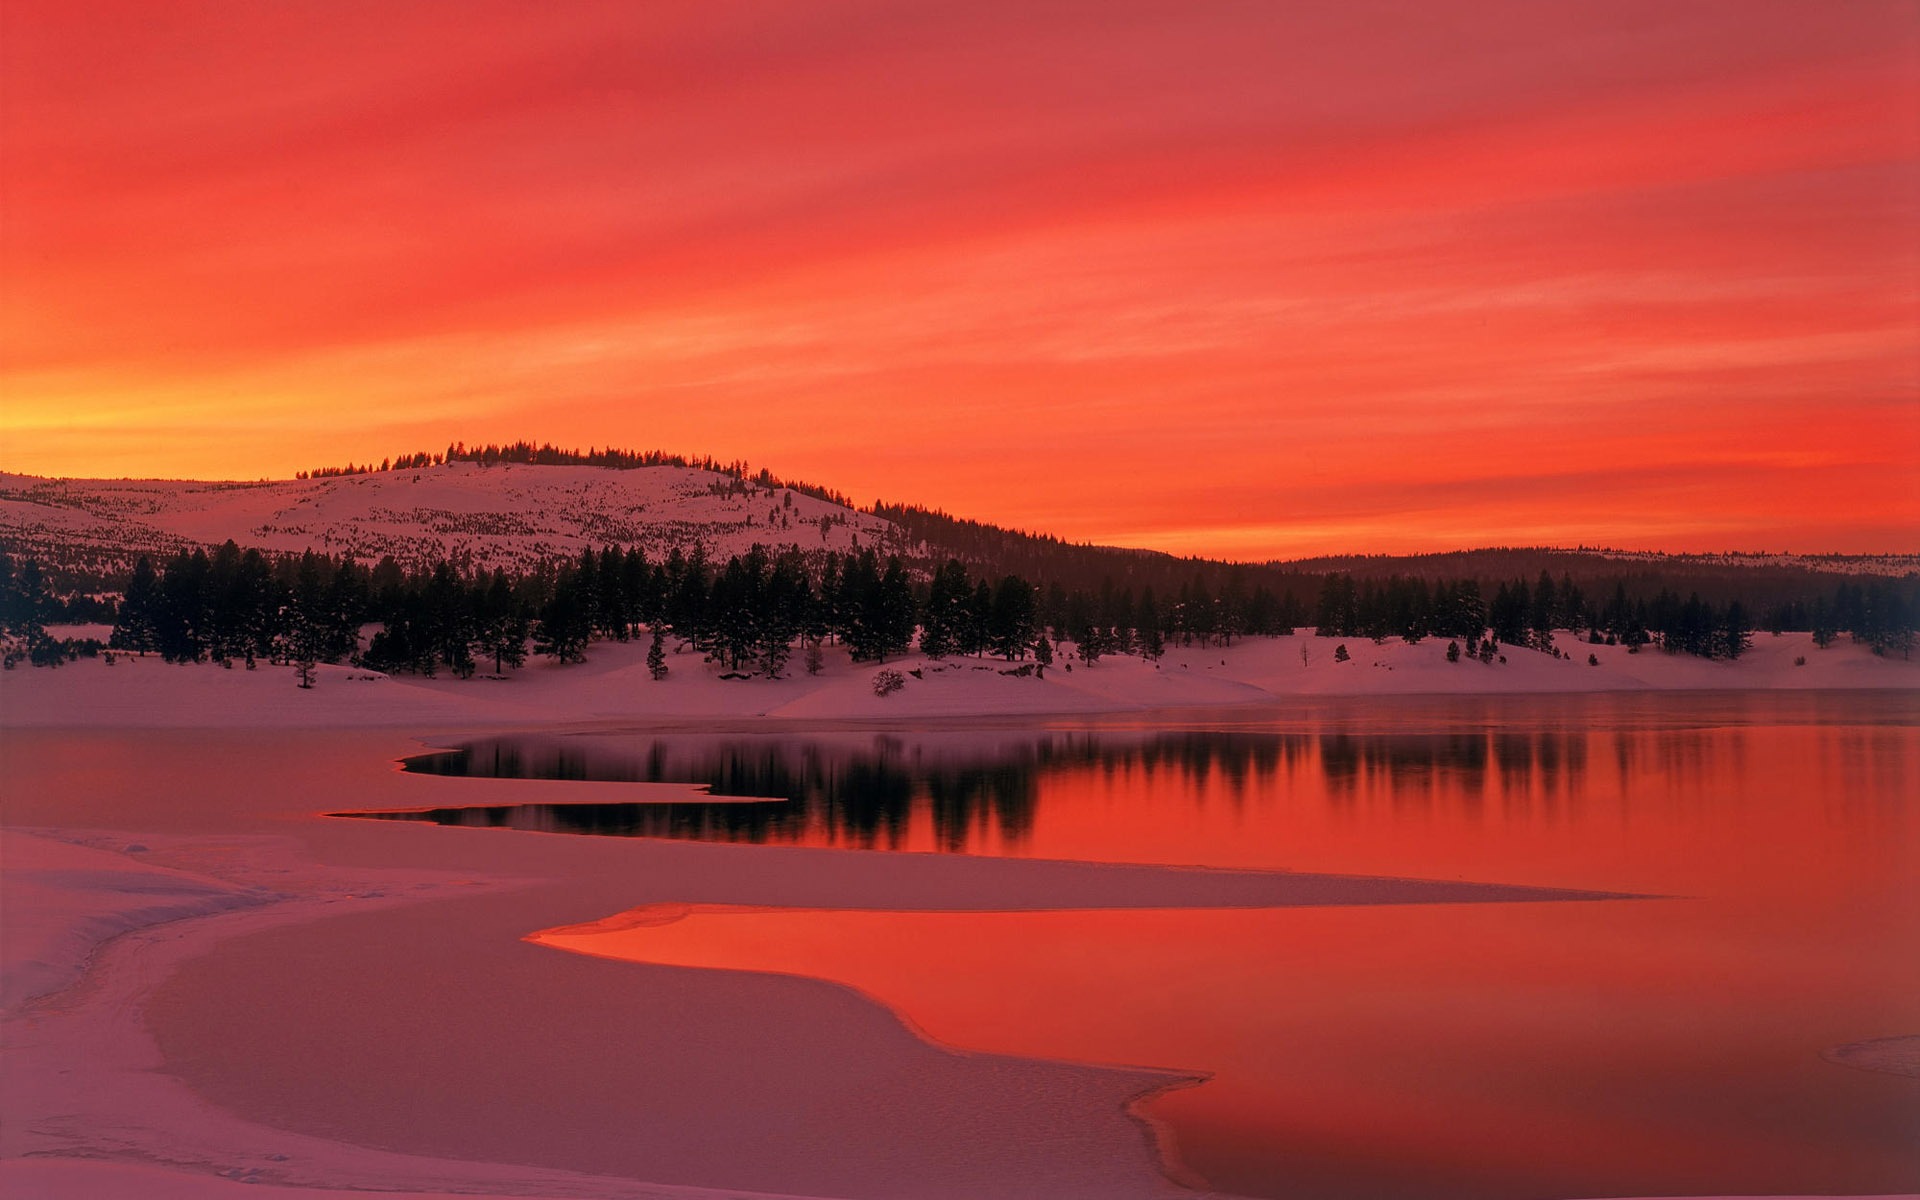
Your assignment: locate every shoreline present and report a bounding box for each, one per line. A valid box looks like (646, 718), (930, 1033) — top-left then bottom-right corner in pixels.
(7, 630), (1917, 732)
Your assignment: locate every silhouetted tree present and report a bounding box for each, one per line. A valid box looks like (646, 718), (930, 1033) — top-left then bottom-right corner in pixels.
(647, 624), (668, 680)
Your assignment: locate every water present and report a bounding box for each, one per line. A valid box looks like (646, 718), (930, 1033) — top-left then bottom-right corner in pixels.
(348, 693), (1920, 1199)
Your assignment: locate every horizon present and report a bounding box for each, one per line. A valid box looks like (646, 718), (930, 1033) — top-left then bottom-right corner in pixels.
(5, 2), (1916, 558)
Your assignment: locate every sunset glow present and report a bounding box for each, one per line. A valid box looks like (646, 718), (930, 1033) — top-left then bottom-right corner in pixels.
(4, 1), (1915, 557)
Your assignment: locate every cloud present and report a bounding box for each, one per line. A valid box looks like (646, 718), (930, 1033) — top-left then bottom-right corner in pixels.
(3, 1), (1914, 554)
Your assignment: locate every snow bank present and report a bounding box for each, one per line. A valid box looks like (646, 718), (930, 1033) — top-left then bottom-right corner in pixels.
(0, 831), (269, 1012)
(6, 631), (1913, 730)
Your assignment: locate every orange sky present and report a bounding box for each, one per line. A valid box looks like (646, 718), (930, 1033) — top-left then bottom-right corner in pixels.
(4, 1), (1916, 559)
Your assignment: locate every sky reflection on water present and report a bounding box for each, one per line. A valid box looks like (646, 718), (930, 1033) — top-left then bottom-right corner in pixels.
(345, 694), (1919, 1199)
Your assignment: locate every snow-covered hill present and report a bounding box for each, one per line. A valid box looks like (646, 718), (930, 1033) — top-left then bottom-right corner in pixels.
(0, 462), (914, 576)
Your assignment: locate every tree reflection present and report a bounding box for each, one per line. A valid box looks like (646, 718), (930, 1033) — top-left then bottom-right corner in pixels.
(352, 726), (1626, 852)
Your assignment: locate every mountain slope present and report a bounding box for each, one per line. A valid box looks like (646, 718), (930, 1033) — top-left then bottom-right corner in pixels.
(0, 463), (910, 577)
(2, 462), (1910, 613)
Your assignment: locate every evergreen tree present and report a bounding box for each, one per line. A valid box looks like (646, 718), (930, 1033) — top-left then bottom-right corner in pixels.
(110, 556), (161, 654)
(666, 545), (709, 646)
(477, 571), (529, 672)
(963, 580), (994, 657)
(619, 546), (653, 635)
(533, 569), (592, 663)
(1528, 571), (1557, 649)
(361, 592), (437, 675)
(988, 575), (1037, 660)
(424, 562), (477, 677)
(756, 550), (809, 676)
(1810, 597), (1838, 648)
(323, 558), (370, 661)
(1077, 624), (1107, 666)
(278, 552), (331, 668)
(1490, 579), (1529, 646)
(919, 559), (970, 659)
(709, 552), (762, 670)
(1032, 630), (1054, 675)
(1722, 601), (1752, 660)
(1314, 574), (1356, 638)
(647, 624), (668, 680)
(2, 555), (54, 664)
(837, 550), (884, 661)
(1137, 589), (1165, 660)
(155, 548), (211, 662)
(874, 556), (916, 661)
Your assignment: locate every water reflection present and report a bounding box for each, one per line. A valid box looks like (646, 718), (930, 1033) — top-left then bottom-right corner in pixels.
(357, 726), (1620, 854)
(332, 698), (1920, 1200)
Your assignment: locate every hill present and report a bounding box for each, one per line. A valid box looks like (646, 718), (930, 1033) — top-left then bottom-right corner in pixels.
(0, 463), (910, 582)
(1, 457), (1912, 620)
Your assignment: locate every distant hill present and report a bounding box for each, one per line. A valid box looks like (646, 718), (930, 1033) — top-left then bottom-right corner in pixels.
(1, 459), (1911, 616)
(1277, 547), (1919, 580)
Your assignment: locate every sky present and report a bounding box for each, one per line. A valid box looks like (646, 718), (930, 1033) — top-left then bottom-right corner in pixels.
(3, 1), (1916, 560)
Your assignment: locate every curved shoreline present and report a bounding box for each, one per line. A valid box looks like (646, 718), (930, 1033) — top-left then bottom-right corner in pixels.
(526, 902), (1224, 1193)
(5, 816), (1609, 1200)
(529, 903), (1220, 1194)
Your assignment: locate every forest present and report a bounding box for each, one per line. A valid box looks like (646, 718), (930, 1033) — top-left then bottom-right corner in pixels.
(1, 540), (1912, 677)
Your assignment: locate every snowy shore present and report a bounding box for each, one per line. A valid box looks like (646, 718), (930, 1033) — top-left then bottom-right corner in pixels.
(8, 629), (1915, 730)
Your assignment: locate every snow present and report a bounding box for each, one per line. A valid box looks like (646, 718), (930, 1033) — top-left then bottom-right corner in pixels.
(0, 748), (1882, 1200)
(6, 631), (1913, 730)
(0, 832), (268, 1012)
(0, 462), (911, 574)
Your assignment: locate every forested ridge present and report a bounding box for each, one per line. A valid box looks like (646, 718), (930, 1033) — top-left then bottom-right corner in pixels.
(3, 444), (1915, 676)
(1, 538), (1912, 677)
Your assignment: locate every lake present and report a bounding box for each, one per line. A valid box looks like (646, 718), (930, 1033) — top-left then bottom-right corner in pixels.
(342, 692), (1920, 1199)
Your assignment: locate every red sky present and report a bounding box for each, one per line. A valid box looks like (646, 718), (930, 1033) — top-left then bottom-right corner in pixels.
(4, 1), (1915, 559)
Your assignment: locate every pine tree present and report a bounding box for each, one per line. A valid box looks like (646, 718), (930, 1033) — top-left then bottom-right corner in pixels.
(647, 624), (668, 680)
(919, 559), (969, 659)
(875, 556), (916, 661)
(3, 556), (55, 665)
(963, 580), (994, 657)
(1077, 625), (1107, 666)
(759, 550), (808, 677)
(710, 553), (761, 670)
(278, 552), (330, 668)
(838, 550), (884, 661)
(1137, 590), (1165, 660)
(1723, 601), (1753, 660)
(989, 576), (1037, 660)
(111, 556), (161, 654)
(533, 570), (591, 664)
(424, 562), (477, 677)
(478, 572), (529, 672)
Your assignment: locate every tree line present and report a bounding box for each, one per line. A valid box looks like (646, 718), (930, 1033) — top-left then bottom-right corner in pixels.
(1310, 569), (1915, 660)
(2, 545), (1913, 675)
(294, 440), (860, 511)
